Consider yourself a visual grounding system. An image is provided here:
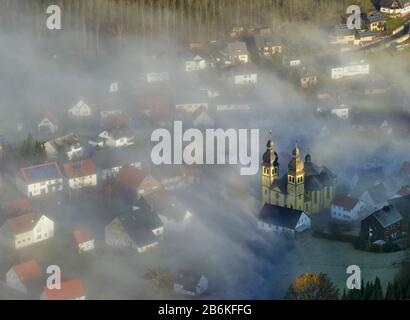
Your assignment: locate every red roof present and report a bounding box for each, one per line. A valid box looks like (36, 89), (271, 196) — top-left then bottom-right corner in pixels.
(103, 112), (131, 130)
(331, 196), (360, 210)
(6, 212), (37, 235)
(137, 96), (171, 122)
(13, 260), (42, 282)
(42, 279), (86, 300)
(116, 165), (146, 189)
(73, 229), (93, 244)
(63, 159), (96, 179)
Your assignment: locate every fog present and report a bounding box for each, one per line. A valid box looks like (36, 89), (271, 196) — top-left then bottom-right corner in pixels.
(0, 2), (409, 300)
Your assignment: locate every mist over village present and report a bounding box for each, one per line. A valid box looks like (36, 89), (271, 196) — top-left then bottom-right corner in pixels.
(0, 0), (409, 303)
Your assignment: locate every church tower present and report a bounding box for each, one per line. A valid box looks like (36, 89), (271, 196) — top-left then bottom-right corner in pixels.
(261, 135), (279, 204)
(287, 144), (305, 210)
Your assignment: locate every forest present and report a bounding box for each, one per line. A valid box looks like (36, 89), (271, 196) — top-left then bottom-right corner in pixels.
(0, 0), (375, 53)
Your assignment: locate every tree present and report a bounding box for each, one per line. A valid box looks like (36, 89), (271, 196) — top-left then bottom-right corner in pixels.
(285, 273), (339, 300)
(21, 133), (46, 163)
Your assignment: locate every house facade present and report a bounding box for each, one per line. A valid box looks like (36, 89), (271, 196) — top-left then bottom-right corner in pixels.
(258, 203), (311, 236)
(380, 0), (410, 16)
(0, 213), (54, 249)
(63, 159), (97, 190)
(16, 162), (63, 198)
(68, 100), (92, 117)
(360, 205), (403, 243)
(105, 206), (163, 254)
(331, 196), (366, 221)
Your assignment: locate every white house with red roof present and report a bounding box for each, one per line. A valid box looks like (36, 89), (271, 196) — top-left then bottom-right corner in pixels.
(6, 260), (43, 294)
(63, 159), (97, 190)
(0, 212), (54, 249)
(16, 161), (63, 198)
(40, 279), (86, 300)
(331, 196), (366, 221)
(73, 228), (95, 253)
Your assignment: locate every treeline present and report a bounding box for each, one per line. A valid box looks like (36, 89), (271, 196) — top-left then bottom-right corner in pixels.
(0, 0), (375, 49)
(342, 277), (410, 300)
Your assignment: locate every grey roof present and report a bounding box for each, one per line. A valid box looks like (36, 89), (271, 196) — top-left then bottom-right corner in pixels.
(370, 205), (403, 228)
(254, 35), (280, 49)
(227, 42), (248, 56)
(117, 207), (163, 247)
(259, 203), (305, 229)
(388, 195), (410, 219)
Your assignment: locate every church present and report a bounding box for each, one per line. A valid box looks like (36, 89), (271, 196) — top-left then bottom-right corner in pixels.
(261, 137), (337, 214)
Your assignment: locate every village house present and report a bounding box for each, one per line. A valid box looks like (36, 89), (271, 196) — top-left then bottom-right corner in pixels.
(331, 196), (366, 221)
(254, 34), (282, 57)
(174, 91), (209, 113)
(363, 11), (386, 32)
(116, 165), (162, 197)
(68, 100), (92, 117)
(44, 133), (83, 161)
(91, 148), (142, 181)
(317, 99), (350, 120)
(73, 228), (95, 253)
(6, 260), (43, 294)
(329, 59), (370, 80)
(0, 212), (54, 249)
(173, 270), (209, 297)
(213, 95), (251, 113)
(38, 112), (58, 135)
(184, 53), (208, 72)
(40, 279), (86, 300)
(329, 24), (356, 45)
(152, 164), (200, 191)
(102, 112), (131, 130)
(16, 161), (63, 198)
(297, 67), (318, 89)
(282, 55), (302, 68)
(226, 41), (249, 64)
(228, 64), (258, 86)
(389, 195), (410, 221)
(136, 95), (172, 125)
(360, 205), (403, 243)
(143, 190), (192, 229)
(258, 203), (311, 236)
(105, 206), (164, 254)
(355, 30), (381, 45)
(359, 183), (390, 209)
(63, 159), (97, 190)
(90, 128), (135, 148)
(380, 0), (410, 17)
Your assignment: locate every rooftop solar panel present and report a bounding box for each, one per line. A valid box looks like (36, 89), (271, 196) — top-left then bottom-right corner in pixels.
(22, 163), (61, 183)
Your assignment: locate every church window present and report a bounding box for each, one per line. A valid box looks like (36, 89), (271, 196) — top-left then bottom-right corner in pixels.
(292, 177), (295, 183)
(326, 187), (330, 198)
(314, 192), (318, 203)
